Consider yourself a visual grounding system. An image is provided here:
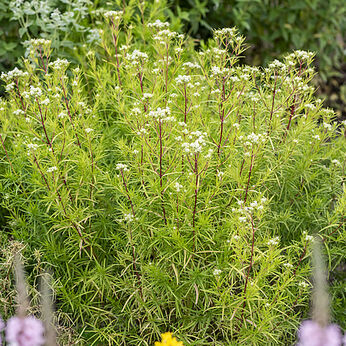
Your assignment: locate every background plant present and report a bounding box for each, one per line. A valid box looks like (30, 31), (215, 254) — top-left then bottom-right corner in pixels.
(0, 0), (345, 344)
(168, 0), (346, 119)
(0, 0), (103, 74)
(169, 0), (345, 79)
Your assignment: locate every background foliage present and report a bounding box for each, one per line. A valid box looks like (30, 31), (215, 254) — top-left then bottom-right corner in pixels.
(168, 0), (346, 118)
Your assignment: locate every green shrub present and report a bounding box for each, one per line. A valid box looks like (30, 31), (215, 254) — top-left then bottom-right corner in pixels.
(170, 0), (346, 80)
(0, 0), (102, 73)
(0, 1), (345, 344)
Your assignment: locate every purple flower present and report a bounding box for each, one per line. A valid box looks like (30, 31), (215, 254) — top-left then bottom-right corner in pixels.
(0, 315), (5, 344)
(298, 320), (343, 346)
(5, 316), (45, 346)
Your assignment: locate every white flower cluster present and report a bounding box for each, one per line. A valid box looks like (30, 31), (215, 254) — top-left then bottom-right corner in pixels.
(13, 109), (25, 116)
(47, 166), (58, 173)
(142, 93), (153, 100)
(175, 75), (191, 85)
(217, 170), (224, 179)
(232, 197), (267, 218)
(85, 128), (93, 134)
(1, 67), (28, 82)
(104, 10), (123, 20)
(298, 281), (309, 288)
(305, 234), (314, 242)
(123, 213), (134, 222)
(136, 128), (147, 136)
(153, 29), (179, 43)
(267, 236), (280, 246)
(285, 51), (314, 67)
(147, 19), (169, 29)
(126, 50), (148, 66)
(181, 131), (207, 154)
(27, 143), (38, 150)
(131, 107), (141, 117)
(174, 182), (183, 192)
(214, 27), (237, 38)
(116, 163), (129, 171)
(183, 62), (200, 69)
(283, 263), (293, 269)
(239, 132), (266, 148)
(87, 29), (101, 44)
(323, 122), (332, 131)
(210, 66), (229, 77)
(30, 38), (51, 47)
(305, 103), (316, 110)
(29, 86), (42, 98)
(213, 268), (222, 276)
(147, 107), (174, 122)
(41, 98), (50, 105)
(268, 59), (286, 71)
(49, 58), (69, 71)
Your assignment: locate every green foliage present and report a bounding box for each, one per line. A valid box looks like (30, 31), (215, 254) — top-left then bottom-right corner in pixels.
(0, 1), (345, 344)
(0, 0), (103, 74)
(169, 0), (346, 80)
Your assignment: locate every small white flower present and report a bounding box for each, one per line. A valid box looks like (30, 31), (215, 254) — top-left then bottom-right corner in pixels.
(47, 166), (58, 173)
(49, 58), (69, 71)
(174, 182), (183, 192)
(305, 234), (314, 242)
(27, 143), (38, 150)
(13, 109), (25, 116)
(217, 170), (224, 179)
(175, 75), (191, 85)
(29, 86), (42, 98)
(250, 201), (258, 208)
(305, 103), (315, 110)
(267, 237), (280, 246)
(104, 10), (123, 20)
(147, 19), (169, 29)
(116, 163), (129, 171)
(41, 98), (50, 106)
(142, 93), (153, 99)
(85, 128), (93, 134)
(123, 212), (134, 222)
(298, 281), (309, 288)
(323, 122), (332, 131)
(205, 148), (213, 158)
(213, 268), (222, 276)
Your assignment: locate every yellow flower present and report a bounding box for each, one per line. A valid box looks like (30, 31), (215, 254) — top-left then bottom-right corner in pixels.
(155, 332), (184, 346)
